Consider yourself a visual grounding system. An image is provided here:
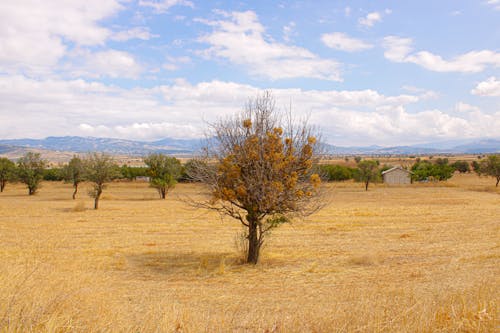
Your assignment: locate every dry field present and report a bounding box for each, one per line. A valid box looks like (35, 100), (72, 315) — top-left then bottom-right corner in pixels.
(0, 173), (498, 332)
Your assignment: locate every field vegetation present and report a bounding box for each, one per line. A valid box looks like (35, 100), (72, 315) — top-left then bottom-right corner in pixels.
(0, 173), (498, 332)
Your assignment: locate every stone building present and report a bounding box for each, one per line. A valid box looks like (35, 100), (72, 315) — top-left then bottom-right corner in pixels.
(382, 166), (412, 185)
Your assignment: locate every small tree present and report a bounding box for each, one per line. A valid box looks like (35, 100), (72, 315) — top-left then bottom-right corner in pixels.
(452, 160), (470, 173)
(478, 155), (500, 187)
(356, 160), (380, 191)
(144, 154), (182, 199)
(189, 92), (324, 264)
(0, 157), (16, 192)
(17, 152), (47, 195)
(62, 156), (85, 199)
(84, 153), (119, 209)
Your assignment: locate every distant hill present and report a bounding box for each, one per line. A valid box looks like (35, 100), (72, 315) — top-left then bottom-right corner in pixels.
(0, 136), (205, 156)
(0, 136), (499, 159)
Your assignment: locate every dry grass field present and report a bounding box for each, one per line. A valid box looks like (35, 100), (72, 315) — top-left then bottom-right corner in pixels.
(0, 173), (498, 332)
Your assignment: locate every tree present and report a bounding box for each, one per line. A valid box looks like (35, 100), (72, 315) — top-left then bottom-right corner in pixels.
(356, 160), (380, 191)
(119, 164), (148, 181)
(471, 160), (480, 173)
(189, 92), (324, 264)
(43, 167), (64, 181)
(62, 156), (85, 199)
(143, 154), (182, 199)
(452, 160), (470, 173)
(411, 159), (454, 182)
(17, 152), (47, 195)
(317, 164), (354, 181)
(0, 158), (16, 192)
(84, 153), (119, 209)
(478, 155), (500, 187)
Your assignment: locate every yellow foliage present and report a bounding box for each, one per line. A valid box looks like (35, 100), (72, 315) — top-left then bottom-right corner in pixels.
(310, 173), (321, 188)
(242, 119), (252, 129)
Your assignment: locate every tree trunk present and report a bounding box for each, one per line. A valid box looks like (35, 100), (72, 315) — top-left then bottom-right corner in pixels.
(0, 180), (5, 192)
(94, 186), (102, 209)
(161, 188), (166, 199)
(247, 217), (261, 264)
(365, 180), (369, 191)
(496, 177), (499, 187)
(72, 183), (78, 200)
(29, 186), (35, 195)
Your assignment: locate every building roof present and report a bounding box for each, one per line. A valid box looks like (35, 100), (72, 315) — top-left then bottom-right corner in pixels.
(382, 166), (413, 175)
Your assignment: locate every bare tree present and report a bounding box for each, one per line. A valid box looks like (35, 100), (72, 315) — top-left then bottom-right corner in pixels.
(62, 156), (85, 199)
(17, 152), (47, 195)
(189, 92), (325, 264)
(84, 153), (119, 209)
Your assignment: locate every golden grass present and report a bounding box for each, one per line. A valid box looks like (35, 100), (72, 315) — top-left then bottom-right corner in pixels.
(0, 173), (498, 332)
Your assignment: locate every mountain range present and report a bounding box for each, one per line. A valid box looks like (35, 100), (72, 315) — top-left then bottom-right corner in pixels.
(0, 136), (499, 159)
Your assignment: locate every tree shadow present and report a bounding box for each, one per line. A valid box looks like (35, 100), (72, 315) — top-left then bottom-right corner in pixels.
(126, 250), (242, 277)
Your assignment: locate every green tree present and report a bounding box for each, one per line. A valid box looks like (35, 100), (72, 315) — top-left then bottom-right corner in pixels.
(62, 156), (85, 199)
(119, 165), (148, 181)
(43, 167), (63, 181)
(478, 155), (500, 187)
(317, 164), (354, 181)
(190, 92), (324, 264)
(0, 158), (16, 192)
(411, 160), (454, 182)
(84, 153), (119, 209)
(451, 160), (470, 173)
(17, 152), (47, 195)
(143, 154), (182, 199)
(356, 160), (380, 191)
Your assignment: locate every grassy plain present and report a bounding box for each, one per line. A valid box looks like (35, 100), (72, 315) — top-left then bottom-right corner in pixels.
(0, 173), (498, 332)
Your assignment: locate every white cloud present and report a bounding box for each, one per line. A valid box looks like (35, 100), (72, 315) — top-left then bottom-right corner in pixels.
(197, 10), (342, 81)
(486, 0), (500, 10)
(0, 0), (122, 73)
(139, 0), (194, 13)
(162, 56), (191, 71)
(401, 85), (439, 99)
(383, 36), (500, 73)
(359, 12), (382, 27)
(3, 75), (499, 145)
(321, 32), (373, 52)
(111, 27), (158, 41)
(283, 21), (296, 42)
(471, 77), (500, 96)
(455, 102), (480, 113)
(68, 50), (142, 79)
(79, 122), (202, 140)
(344, 7), (351, 17)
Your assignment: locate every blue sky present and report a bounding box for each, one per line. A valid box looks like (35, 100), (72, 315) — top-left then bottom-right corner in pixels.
(0, 0), (499, 146)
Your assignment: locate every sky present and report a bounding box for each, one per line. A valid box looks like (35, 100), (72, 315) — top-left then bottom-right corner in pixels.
(0, 0), (499, 146)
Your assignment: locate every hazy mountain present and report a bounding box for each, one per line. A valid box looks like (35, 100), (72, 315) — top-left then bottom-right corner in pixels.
(0, 136), (200, 156)
(0, 136), (499, 157)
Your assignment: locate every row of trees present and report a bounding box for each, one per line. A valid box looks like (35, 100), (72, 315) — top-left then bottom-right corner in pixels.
(317, 156), (500, 189)
(0, 152), (185, 209)
(1, 93), (500, 264)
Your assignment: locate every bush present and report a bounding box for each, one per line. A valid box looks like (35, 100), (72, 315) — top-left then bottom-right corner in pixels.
(451, 160), (470, 173)
(43, 167), (64, 181)
(317, 164), (354, 181)
(120, 165), (148, 180)
(411, 160), (454, 181)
